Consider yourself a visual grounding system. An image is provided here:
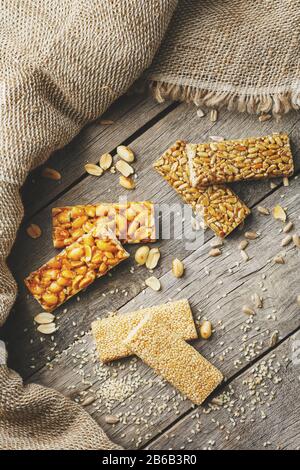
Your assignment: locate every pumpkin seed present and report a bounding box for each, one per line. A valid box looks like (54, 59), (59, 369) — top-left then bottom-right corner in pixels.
(34, 312), (55, 324)
(37, 323), (57, 335)
(145, 276), (161, 291)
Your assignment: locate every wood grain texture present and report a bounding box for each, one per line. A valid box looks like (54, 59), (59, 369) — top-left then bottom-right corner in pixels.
(2, 99), (300, 450)
(148, 331), (300, 450)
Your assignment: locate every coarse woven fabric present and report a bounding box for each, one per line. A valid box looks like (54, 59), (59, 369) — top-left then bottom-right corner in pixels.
(148, 0), (300, 115)
(0, 0), (177, 450)
(1, 0), (300, 451)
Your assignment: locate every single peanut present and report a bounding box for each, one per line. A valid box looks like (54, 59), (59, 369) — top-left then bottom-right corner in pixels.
(99, 153), (112, 170)
(200, 320), (212, 339)
(119, 175), (135, 189)
(116, 160), (134, 177)
(117, 145), (135, 162)
(135, 246), (150, 265)
(172, 258), (184, 278)
(42, 167), (61, 180)
(26, 223), (42, 239)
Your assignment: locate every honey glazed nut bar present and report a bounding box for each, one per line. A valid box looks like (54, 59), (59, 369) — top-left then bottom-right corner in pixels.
(153, 140), (250, 238)
(25, 227), (129, 312)
(188, 133), (294, 187)
(124, 311), (223, 405)
(52, 201), (156, 248)
(91, 299), (198, 363)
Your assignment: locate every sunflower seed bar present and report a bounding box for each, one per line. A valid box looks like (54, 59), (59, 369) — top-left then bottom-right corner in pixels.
(52, 201), (156, 248)
(25, 227), (129, 312)
(91, 299), (198, 363)
(124, 311), (223, 405)
(188, 134), (294, 187)
(154, 140), (250, 238)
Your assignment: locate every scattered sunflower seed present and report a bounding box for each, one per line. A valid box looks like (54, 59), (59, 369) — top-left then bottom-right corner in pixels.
(283, 177), (289, 187)
(281, 234), (292, 247)
(292, 234), (300, 247)
(257, 206), (270, 216)
(209, 248), (221, 257)
(251, 293), (263, 309)
(242, 305), (255, 316)
(270, 331), (279, 347)
(283, 221), (293, 233)
(258, 114), (272, 122)
(42, 167), (61, 180)
(81, 395), (96, 407)
(104, 415), (120, 425)
(210, 238), (224, 249)
(210, 109), (218, 122)
(239, 239), (249, 250)
(241, 250), (250, 262)
(244, 231), (259, 240)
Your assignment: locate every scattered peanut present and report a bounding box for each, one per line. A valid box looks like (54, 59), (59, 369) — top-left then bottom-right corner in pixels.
(119, 175), (136, 189)
(116, 160), (134, 177)
(200, 320), (212, 339)
(84, 163), (103, 176)
(172, 258), (184, 278)
(99, 153), (112, 170)
(146, 248), (161, 270)
(145, 276), (161, 291)
(258, 113), (272, 122)
(100, 119), (114, 125)
(210, 238), (224, 248)
(273, 205), (286, 222)
(26, 223), (42, 239)
(283, 177), (289, 187)
(42, 167), (61, 180)
(117, 145), (135, 163)
(135, 246), (150, 265)
(270, 331), (279, 347)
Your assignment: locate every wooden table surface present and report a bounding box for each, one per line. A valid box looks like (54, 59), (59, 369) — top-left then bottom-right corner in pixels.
(2, 92), (300, 450)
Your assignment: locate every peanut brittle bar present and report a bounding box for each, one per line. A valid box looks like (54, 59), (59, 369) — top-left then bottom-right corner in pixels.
(25, 227), (129, 312)
(52, 201), (156, 248)
(91, 299), (198, 363)
(188, 134), (294, 187)
(153, 140), (250, 238)
(124, 311), (223, 405)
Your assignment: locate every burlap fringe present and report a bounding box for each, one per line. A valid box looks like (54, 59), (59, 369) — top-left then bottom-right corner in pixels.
(149, 80), (300, 117)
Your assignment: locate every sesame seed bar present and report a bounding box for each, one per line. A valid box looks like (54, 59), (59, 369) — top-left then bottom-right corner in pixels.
(25, 227), (129, 312)
(188, 134), (294, 187)
(91, 299), (198, 363)
(124, 311), (223, 405)
(153, 140), (250, 238)
(52, 201), (156, 248)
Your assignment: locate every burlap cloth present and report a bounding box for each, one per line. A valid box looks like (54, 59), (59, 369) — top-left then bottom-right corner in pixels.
(1, 0), (299, 450)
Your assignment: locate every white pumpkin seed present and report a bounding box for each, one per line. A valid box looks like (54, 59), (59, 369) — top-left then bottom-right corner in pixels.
(37, 323), (57, 335)
(34, 312), (55, 325)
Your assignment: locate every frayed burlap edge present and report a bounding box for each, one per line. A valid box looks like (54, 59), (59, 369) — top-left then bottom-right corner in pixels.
(149, 79), (300, 117)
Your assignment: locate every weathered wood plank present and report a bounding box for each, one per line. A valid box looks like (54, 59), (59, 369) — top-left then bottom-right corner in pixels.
(21, 93), (172, 217)
(24, 178), (300, 449)
(4, 105), (300, 378)
(147, 331), (300, 450)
